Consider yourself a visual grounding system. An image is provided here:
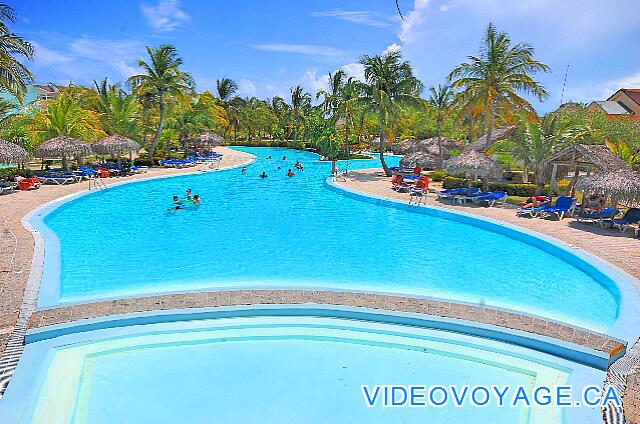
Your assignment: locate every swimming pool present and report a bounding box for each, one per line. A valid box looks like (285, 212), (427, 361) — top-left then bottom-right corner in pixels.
(34, 147), (626, 332)
(0, 314), (606, 424)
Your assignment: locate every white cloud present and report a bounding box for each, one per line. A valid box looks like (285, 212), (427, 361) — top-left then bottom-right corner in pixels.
(265, 83), (285, 98)
(312, 10), (389, 27)
(340, 62), (365, 82)
(440, 4), (452, 12)
(251, 43), (345, 58)
(238, 78), (257, 97)
(70, 38), (144, 79)
(32, 41), (72, 66)
(399, 0), (431, 43)
(600, 72), (640, 99)
(382, 43), (401, 56)
(140, 0), (190, 32)
(300, 69), (330, 94)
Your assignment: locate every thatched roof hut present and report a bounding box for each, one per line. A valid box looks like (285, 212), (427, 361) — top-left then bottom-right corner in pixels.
(575, 170), (640, 206)
(92, 135), (140, 155)
(444, 150), (502, 179)
(193, 131), (224, 147)
(35, 136), (91, 158)
(464, 126), (517, 152)
(394, 137), (462, 156)
(35, 136), (91, 170)
(0, 138), (28, 165)
(548, 144), (631, 173)
(399, 151), (438, 170)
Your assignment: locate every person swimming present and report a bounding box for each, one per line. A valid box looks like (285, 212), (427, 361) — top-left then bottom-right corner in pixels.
(185, 188), (192, 200)
(266, 155), (272, 159)
(286, 169), (295, 177)
(277, 166), (281, 170)
(241, 166), (247, 173)
(193, 194), (200, 205)
(282, 155), (286, 160)
(172, 195), (183, 210)
(260, 171), (268, 178)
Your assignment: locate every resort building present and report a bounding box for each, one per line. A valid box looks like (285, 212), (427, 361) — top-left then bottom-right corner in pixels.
(589, 88), (640, 121)
(0, 83), (65, 109)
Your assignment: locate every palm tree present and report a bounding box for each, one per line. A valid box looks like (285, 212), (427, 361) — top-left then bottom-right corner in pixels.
(290, 85), (311, 143)
(128, 45), (194, 161)
(318, 71), (361, 160)
(510, 114), (582, 193)
(0, 4), (33, 102)
(30, 92), (105, 141)
(360, 50), (423, 175)
(216, 77), (238, 103)
(448, 23), (550, 151)
(427, 84), (455, 168)
(216, 77), (238, 141)
(92, 78), (140, 137)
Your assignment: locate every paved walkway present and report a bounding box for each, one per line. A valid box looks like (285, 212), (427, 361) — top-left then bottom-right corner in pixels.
(28, 289), (625, 360)
(0, 147), (253, 354)
(337, 169), (640, 282)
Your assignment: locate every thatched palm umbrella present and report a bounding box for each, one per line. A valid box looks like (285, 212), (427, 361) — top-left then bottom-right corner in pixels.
(399, 151), (437, 170)
(444, 150), (502, 189)
(575, 169), (640, 218)
(193, 131), (224, 148)
(0, 138), (28, 165)
(92, 135), (140, 155)
(35, 136), (91, 170)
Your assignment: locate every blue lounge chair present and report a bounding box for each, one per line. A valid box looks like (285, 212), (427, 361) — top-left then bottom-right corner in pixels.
(601, 208), (640, 233)
(540, 196), (577, 220)
(575, 208), (621, 224)
(0, 183), (16, 194)
(516, 197), (552, 218)
(456, 190), (491, 205)
(473, 191), (507, 207)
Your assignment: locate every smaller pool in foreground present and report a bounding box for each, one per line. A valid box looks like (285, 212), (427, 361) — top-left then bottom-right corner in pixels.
(2, 315), (605, 424)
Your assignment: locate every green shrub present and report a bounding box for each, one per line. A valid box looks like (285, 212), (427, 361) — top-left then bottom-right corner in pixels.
(0, 167), (17, 181)
(430, 170), (448, 182)
(134, 158), (154, 166)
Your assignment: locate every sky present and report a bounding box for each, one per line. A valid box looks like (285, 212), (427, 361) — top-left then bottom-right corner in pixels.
(12, 0), (640, 114)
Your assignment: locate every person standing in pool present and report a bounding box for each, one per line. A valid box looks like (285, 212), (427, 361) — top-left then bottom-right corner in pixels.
(260, 171), (268, 178)
(185, 188), (192, 200)
(241, 166), (247, 173)
(172, 195), (183, 210)
(286, 169), (295, 177)
(282, 155), (286, 160)
(193, 195), (200, 205)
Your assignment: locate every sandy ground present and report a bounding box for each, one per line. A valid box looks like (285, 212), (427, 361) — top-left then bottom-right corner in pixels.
(0, 146), (253, 353)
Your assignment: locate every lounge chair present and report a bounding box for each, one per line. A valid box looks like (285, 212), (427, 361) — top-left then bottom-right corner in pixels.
(575, 208), (621, 224)
(473, 191), (507, 207)
(455, 190), (491, 205)
(601, 208), (640, 233)
(35, 172), (77, 185)
(540, 196), (577, 220)
(0, 183), (15, 194)
(408, 177), (430, 204)
(517, 200), (551, 218)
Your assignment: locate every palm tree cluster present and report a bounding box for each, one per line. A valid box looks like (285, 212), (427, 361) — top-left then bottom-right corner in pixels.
(0, 8), (637, 178)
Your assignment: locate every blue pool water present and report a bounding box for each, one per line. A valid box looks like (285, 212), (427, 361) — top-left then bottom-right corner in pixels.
(20, 316), (599, 424)
(40, 147), (620, 331)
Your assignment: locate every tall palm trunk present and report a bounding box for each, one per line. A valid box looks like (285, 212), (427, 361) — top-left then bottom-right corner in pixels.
(436, 117), (444, 169)
(379, 110), (390, 176)
(149, 91), (165, 162)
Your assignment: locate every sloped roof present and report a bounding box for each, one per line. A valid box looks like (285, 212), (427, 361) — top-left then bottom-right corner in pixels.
(621, 89), (640, 107)
(548, 144), (632, 172)
(591, 101), (633, 115)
